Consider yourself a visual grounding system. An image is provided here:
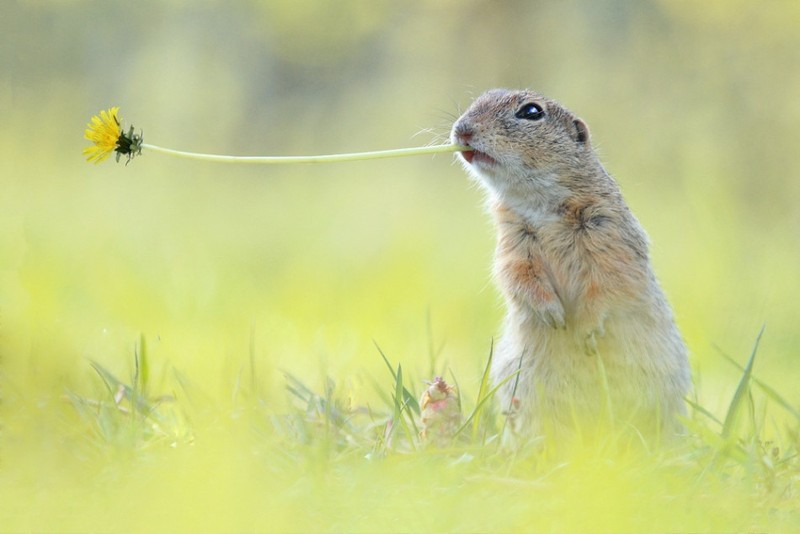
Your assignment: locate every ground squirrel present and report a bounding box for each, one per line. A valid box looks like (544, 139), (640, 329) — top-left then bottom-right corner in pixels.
(451, 89), (690, 448)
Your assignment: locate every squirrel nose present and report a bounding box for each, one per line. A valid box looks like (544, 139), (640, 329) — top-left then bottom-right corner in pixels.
(453, 123), (473, 146)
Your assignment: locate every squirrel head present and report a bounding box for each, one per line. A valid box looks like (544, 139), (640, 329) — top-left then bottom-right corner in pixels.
(452, 89), (595, 204)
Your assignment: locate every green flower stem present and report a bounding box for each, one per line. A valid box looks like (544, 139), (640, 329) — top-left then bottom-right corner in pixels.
(140, 143), (468, 165)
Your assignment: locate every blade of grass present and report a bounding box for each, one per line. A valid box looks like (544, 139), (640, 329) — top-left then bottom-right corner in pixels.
(721, 325), (765, 440)
(685, 397), (724, 427)
(90, 360), (122, 397)
(497, 347), (525, 445)
(90, 360), (159, 420)
(284, 372), (316, 404)
(393, 364), (404, 425)
(717, 347), (800, 423)
(387, 364), (405, 443)
(134, 333), (148, 397)
(396, 365), (421, 435)
(470, 339), (494, 439)
(456, 367), (521, 438)
(374, 341), (420, 415)
(448, 368), (463, 417)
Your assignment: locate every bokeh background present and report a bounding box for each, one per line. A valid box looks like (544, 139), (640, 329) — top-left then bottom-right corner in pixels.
(2, 1), (799, 531)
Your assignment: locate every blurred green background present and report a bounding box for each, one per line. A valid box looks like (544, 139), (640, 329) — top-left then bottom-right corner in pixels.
(2, 1), (799, 531)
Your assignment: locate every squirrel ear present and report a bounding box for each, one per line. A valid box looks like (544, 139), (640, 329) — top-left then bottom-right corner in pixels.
(572, 118), (590, 145)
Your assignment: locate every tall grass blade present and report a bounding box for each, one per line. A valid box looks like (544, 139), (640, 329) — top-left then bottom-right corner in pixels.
(470, 339), (494, 438)
(448, 369), (463, 422)
(374, 341), (420, 415)
(497, 347), (525, 444)
(685, 397), (724, 427)
(284, 372), (316, 405)
(135, 333), (149, 396)
(393, 364), (404, 424)
(721, 325), (765, 440)
(719, 350), (800, 423)
(384, 364), (407, 445)
(90, 360), (156, 418)
(456, 368), (521, 438)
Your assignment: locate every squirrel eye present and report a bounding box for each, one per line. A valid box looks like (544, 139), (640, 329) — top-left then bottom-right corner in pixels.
(515, 102), (545, 121)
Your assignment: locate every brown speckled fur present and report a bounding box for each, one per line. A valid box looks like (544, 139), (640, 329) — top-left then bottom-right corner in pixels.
(451, 89), (690, 448)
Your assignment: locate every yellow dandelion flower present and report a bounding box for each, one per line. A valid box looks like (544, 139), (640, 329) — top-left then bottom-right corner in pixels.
(83, 107), (122, 163)
(83, 107), (144, 164)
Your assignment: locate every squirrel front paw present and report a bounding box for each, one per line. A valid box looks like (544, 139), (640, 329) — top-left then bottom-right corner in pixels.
(536, 299), (566, 329)
(583, 324), (606, 355)
(499, 258), (566, 329)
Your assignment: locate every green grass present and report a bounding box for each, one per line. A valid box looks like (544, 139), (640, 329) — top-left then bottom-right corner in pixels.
(4, 326), (797, 532)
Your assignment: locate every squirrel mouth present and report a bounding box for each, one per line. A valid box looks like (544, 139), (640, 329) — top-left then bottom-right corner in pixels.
(460, 149), (497, 167)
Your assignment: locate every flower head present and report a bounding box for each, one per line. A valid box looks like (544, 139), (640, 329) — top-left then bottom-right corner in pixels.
(83, 107), (143, 164)
(419, 376), (461, 447)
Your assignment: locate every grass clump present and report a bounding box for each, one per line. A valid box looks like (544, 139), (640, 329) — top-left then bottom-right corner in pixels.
(65, 334), (193, 451)
(6, 328), (798, 532)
